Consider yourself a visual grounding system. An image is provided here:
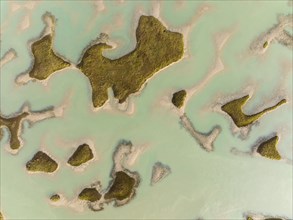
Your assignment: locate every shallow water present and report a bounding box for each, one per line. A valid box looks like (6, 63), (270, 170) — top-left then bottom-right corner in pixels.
(0, 1), (292, 219)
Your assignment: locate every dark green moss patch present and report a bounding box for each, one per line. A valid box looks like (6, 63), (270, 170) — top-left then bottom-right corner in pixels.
(78, 188), (101, 202)
(26, 151), (58, 173)
(256, 136), (281, 160)
(67, 144), (94, 167)
(0, 129), (3, 141)
(104, 171), (136, 201)
(28, 34), (70, 80)
(172, 90), (187, 108)
(221, 95), (286, 127)
(246, 214), (285, 220)
(263, 41), (269, 48)
(247, 217), (284, 220)
(265, 218), (283, 220)
(77, 15), (184, 107)
(0, 112), (29, 150)
(50, 194), (60, 202)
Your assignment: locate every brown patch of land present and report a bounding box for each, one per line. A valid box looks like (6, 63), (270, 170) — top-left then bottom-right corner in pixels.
(50, 194), (60, 202)
(67, 144), (94, 167)
(26, 151), (58, 173)
(104, 171), (136, 201)
(0, 112), (29, 150)
(172, 90), (187, 109)
(28, 34), (70, 80)
(256, 136), (282, 160)
(78, 188), (101, 202)
(221, 95), (286, 127)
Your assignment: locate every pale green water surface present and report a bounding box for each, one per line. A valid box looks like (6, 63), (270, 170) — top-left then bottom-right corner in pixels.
(0, 1), (292, 219)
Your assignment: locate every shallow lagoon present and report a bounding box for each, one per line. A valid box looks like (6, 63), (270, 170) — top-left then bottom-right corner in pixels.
(0, 1), (292, 219)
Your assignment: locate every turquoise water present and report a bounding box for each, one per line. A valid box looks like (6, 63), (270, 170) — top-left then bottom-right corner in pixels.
(0, 1), (292, 219)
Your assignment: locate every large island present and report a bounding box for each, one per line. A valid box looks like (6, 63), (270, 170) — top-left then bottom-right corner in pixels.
(25, 14), (184, 108)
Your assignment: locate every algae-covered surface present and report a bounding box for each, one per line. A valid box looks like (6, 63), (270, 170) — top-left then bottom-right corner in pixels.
(256, 136), (282, 160)
(26, 151), (58, 173)
(221, 95), (286, 127)
(0, 1), (292, 220)
(78, 188), (101, 202)
(67, 144), (94, 167)
(172, 90), (187, 109)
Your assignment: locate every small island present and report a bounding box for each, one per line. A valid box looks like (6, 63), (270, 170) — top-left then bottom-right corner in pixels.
(221, 95), (286, 127)
(102, 141), (141, 206)
(67, 144), (94, 167)
(172, 90), (187, 109)
(104, 171), (136, 202)
(26, 151), (58, 173)
(263, 41), (269, 48)
(0, 105), (63, 153)
(0, 112), (29, 150)
(256, 136), (281, 160)
(246, 213), (286, 220)
(28, 34), (70, 80)
(78, 188), (102, 202)
(50, 194), (61, 202)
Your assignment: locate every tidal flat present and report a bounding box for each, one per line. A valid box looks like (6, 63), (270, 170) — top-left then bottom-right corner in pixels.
(151, 162), (171, 185)
(49, 194), (60, 202)
(250, 14), (293, 54)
